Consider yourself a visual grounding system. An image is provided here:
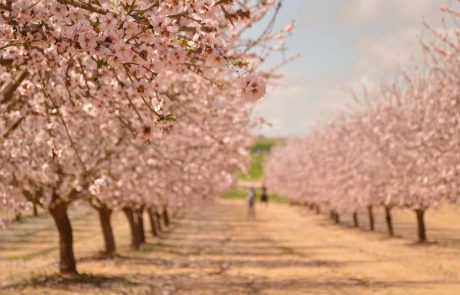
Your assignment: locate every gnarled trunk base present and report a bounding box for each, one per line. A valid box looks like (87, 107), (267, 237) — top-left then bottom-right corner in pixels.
(415, 209), (427, 242)
(50, 203), (77, 275)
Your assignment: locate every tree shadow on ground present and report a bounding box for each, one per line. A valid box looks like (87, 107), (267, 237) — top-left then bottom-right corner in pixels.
(115, 272), (460, 295)
(119, 254), (376, 269)
(0, 273), (139, 293)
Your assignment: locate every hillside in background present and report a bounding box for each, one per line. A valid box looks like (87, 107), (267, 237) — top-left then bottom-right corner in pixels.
(223, 138), (288, 203)
(238, 138), (283, 182)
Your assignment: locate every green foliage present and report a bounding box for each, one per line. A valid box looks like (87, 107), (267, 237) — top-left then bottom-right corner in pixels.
(250, 138), (283, 154)
(239, 138), (283, 181)
(223, 138), (288, 202)
(164, 113), (176, 122)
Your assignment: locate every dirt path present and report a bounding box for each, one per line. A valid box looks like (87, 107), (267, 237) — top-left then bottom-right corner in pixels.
(1, 201), (460, 294)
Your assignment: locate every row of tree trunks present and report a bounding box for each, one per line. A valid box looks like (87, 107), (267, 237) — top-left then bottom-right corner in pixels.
(123, 207), (143, 250)
(318, 204), (427, 243)
(123, 207), (171, 250)
(46, 203), (172, 276)
(97, 206), (171, 255)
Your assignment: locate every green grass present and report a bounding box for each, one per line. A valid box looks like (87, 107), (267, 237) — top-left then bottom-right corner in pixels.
(222, 188), (290, 204)
(223, 189), (246, 200)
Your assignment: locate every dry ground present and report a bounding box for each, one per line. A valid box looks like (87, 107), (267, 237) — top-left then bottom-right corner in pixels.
(1, 200), (460, 294)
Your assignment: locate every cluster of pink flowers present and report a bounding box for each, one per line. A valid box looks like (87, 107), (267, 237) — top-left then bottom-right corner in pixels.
(0, 0), (277, 135)
(265, 2), (460, 242)
(0, 0), (291, 273)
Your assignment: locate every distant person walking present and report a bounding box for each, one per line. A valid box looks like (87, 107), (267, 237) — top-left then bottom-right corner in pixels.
(246, 187), (256, 220)
(260, 185), (269, 205)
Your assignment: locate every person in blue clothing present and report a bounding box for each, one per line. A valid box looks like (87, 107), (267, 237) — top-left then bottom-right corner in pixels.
(246, 187), (256, 220)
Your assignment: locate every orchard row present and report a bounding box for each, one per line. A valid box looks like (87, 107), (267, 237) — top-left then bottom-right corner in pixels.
(0, 1), (291, 275)
(265, 2), (460, 243)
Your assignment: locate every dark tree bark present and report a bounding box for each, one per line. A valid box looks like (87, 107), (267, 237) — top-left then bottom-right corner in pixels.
(148, 208), (159, 237)
(97, 205), (116, 255)
(155, 211), (162, 232)
(162, 207), (170, 227)
(385, 206), (394, 237)
(123, 207), (142, 250)
(315, 204), (320, 214)
(135, 208), (146, 244)
(415, 209), (427, 242)
(49, 202), (77, 275)
(367, 206), (375, 231)
(353, 212), (359, 227)
(33, 204), (38, 217)
(329, 210), (339, 223)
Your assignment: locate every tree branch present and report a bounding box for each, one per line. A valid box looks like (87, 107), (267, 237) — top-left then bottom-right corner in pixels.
(57, 0), (108, 15)
(0, 70), (28, 104)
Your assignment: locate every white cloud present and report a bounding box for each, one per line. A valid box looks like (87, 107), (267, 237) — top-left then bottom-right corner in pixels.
(340, 0), (443, 24)
(255, 0), (456, 137)
(352, 27), (421, 79)
(254, 78), (351, 137)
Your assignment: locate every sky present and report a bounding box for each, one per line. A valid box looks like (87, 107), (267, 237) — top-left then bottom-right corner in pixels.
(253, 0), (451, 138)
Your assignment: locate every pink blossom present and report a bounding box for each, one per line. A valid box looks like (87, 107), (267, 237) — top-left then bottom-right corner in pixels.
(238, 74), (267, 101)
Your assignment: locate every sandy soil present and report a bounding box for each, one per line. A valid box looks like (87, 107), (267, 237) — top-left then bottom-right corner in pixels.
(1, 201), (460, 294)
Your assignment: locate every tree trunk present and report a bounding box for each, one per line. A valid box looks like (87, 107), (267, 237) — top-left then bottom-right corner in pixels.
(155, 211), (162, 232)
(329, 210), (334, 220)
(315, 204), (320, 214)
(148, 208), (159, 237)
(33, 204), (38, 217)
(367, 206), (375, 231)
(162, 207), (170, 227)
(334, 211), (340, 224)
(49, 202), (77, 275)
(415, 209), (427, 242)
(385, 206), (394, 237)
(353, 212), (359, 227)
(123, 208), (142, 250)
(135, 209), (146, 244)
(97, 205), (116, 255)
